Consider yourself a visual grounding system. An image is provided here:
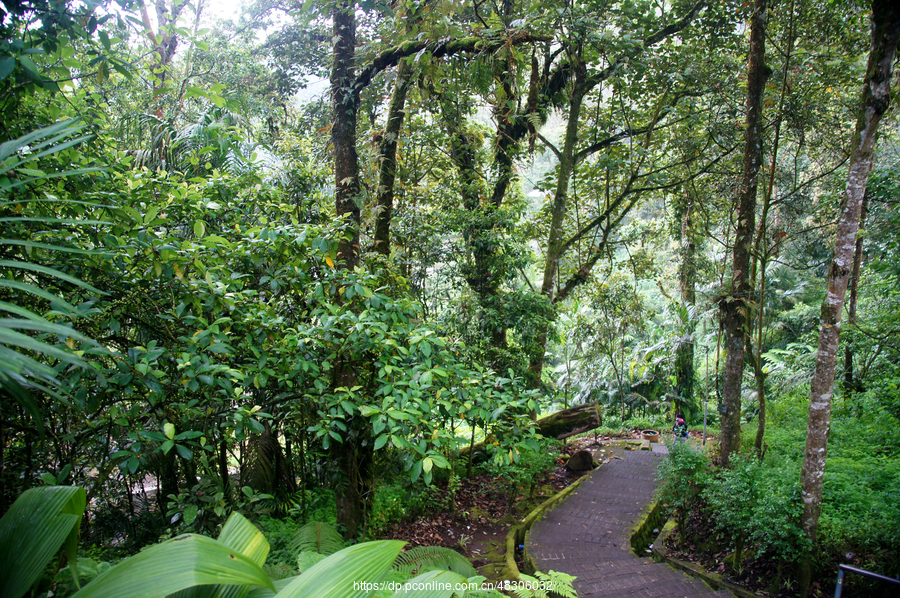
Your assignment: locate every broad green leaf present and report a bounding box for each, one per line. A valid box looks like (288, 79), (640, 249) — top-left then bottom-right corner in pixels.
(164, 514), (271, 597)
(0, 486), (86, 598)
(218, 512), (270, 566)
(429, 453), (450, 470)
(71, 535), (275, 598)
(200, 235), (233, 249)
(274, 541), (405, 598)
(0, 56), (14, 80)
(17, 55), (40, 81)
(358, 405), (379, 417)
(183, 505), (199, 525)
(246, 579), (294, 598)
(164, 423), (176, 439)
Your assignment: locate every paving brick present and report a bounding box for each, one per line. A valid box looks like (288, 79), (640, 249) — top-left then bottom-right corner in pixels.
(527, 447), (732, 597)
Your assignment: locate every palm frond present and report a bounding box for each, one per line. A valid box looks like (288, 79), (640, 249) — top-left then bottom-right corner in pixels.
(0, 119), (104, 430)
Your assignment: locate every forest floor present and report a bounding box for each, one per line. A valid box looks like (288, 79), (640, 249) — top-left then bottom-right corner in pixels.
(662, 515), (793, 596)
(378, 433), (645, 577)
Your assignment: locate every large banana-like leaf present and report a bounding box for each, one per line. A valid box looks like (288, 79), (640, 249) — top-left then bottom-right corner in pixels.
(273, 540), (406, 598)
(0, 485), (86, 598)
(245, 579), (294, 598)
(72, 535), (275, 598)
(168, 512), (272, 598)
(217, 513), (271, 568)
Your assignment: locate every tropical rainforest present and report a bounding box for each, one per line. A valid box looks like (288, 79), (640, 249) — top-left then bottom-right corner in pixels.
(1, 0), (899, 596)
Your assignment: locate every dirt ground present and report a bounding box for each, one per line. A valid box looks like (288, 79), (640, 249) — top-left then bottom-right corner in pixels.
(378, 433), (622, 575)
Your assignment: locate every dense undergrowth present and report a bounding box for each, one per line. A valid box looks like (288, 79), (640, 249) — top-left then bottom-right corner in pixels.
(657, 389), (900, 597)
(9, 438), (576, 598)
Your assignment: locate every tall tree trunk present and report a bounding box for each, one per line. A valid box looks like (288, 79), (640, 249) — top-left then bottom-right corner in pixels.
(329, 0), (368, 538)
(842, 191), (869, 401)
(798, 2), (899, 594)
(158, 449), (178, 517)
(752, 0), (794, 457)
(489, 48), (519, 209)
(675, 191), (697, 416)
(331, 434), (373, 540)
(218, 437), (229, 496)
(331, 0), (361, 269)
(528, 63), (588, 385)
(373, 59), (413, 255)
(140, 0), (191, 100)
(719, 0), (769, 467)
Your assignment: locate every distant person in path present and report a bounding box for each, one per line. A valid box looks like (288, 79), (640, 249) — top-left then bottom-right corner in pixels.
(673, 416), (688, 442)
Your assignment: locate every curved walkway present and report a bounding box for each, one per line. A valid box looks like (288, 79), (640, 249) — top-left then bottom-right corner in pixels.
(527, 446), (732, 598)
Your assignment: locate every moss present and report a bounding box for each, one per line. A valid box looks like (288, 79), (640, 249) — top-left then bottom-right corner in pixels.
(630, 500), (665, 554)
(479, 539), (509, 583)
(468, 506), (490, 520)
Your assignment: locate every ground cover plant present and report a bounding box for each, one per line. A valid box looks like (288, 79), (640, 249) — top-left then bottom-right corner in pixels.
(2, 0), (900, 597)
(657, 391), (900, 597)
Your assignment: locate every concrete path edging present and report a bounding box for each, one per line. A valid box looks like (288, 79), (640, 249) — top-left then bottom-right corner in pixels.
(651, 519), (762, 598)
(526, 446), (733, 597)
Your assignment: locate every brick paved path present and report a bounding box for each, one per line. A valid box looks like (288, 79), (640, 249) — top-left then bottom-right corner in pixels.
(527, 447), (732, 598)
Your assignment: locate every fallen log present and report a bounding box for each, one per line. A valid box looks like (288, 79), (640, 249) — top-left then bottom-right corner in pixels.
(460, 402), (603, 460)
(538, 402), (603, 439)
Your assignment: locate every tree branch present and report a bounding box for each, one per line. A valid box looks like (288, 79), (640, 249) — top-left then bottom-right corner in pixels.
(353, 31), (552, 93)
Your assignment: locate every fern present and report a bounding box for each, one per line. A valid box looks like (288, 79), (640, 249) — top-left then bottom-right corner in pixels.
(262, 562), (296, 581)
(288, 521), (346, 556)
(295, 550), (326, 573)
(392, 546), (476, 578)
(511, 571), (577, 598)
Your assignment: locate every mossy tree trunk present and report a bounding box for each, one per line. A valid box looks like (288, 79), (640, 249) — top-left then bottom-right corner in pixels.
(719, 0), (769, 467)
(799, 2), (900, 594)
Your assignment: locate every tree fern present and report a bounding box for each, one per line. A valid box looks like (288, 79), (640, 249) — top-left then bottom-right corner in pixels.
(288, 522), (346, 556)
(392, 546), (476, 578)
